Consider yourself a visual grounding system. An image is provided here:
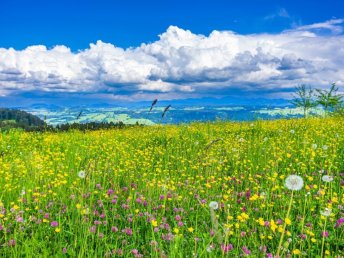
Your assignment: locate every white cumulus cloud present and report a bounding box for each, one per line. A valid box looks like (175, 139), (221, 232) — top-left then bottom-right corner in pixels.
(0, 19), (343, 100)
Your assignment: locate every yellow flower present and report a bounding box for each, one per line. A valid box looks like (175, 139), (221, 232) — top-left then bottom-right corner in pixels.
(311, 238), (317, 243)
(285, 218), (291, 225)
(293, 249), (301, 255)
(173, 228), (179, 234)
(249, 194), (259, 201)
(188, 227), (194, 233)
(258, 217), (265, 226)
(270, 220), (277, 232)
(151, 220), (158, 227)
(55, 227), (61, 233)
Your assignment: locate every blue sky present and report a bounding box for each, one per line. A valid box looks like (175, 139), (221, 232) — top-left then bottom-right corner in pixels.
(0, 0), (343, 106)
(1, 0), (343, 50)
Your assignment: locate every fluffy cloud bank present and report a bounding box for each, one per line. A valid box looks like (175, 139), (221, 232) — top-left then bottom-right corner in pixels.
(0, 19), (343, 100)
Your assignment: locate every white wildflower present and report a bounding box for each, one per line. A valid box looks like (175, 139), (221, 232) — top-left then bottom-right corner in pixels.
(20, 188), (26, 196)
(311, 144), (317, 150)
(322, 145), (328, 150)
(322, 175), (334, 182)
(78, 170), (86, 179)
(290, 129), (295, 134)
(320, 208), (332, 217)
(285, 175), (304, 191)
(209, 201), (219, 210)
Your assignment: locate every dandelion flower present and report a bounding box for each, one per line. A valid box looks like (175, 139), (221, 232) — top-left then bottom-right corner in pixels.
(322, 175), (333, 182)
(285, 175), (304, 191)
(290, 129), (295, 134)
(311, 144), (317, 150)
(78, 171), (86, 179)
(320, 208), (332, 217)
(209, 201), (219, 210)
(322, 145), (328, 150)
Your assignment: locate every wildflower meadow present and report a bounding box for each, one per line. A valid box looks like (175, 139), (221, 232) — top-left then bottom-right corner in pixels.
(0, 117), (343, 257)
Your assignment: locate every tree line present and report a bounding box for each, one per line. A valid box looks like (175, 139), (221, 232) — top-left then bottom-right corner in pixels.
(0, 108), (142, 132)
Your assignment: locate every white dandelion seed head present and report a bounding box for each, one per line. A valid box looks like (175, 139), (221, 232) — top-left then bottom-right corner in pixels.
(78, 170), (86, 179)
(290, 129), (295, 134)
(311, 144), (317, 150)
(320, 208), (332, 217)
(238, 138), (245, 143)
(285, 175), (304, 191)
(322, 175), (334, 183)
(322, 145), (328, 150)
(209, 201), (219, 210)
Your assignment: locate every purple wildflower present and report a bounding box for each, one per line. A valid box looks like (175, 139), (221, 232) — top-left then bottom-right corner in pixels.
(221, 243), (233, 253)
(242, 246), (251, 255)
(335, 217), (344, 228)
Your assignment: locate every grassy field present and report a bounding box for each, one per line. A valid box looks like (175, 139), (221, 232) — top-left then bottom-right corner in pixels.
(0, 118), (343, 257)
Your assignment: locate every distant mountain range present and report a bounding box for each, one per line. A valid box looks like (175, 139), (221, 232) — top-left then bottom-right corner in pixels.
(2, 96), (317, 126)
(9, 96), (291, 110)
(16, 103), (324, 126)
